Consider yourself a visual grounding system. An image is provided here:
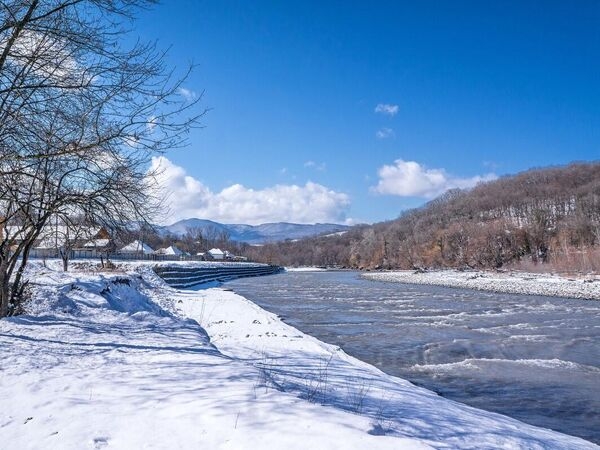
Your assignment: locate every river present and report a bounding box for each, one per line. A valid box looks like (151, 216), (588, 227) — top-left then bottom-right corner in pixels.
(225, 270), (600, 444)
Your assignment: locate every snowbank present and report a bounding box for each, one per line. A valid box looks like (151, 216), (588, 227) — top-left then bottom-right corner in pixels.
(362, 270), (600, 300)
(0, 263), (596, 449)
(284, 266), (328, 272)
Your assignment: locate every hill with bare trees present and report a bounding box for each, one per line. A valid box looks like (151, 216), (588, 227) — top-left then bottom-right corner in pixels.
(246, 162), (600, 273)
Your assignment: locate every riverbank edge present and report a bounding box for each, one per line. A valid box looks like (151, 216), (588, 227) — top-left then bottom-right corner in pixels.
(168, 272), (598, 448)
(361, 269), (600, 300)
(3, 260), (594, 448)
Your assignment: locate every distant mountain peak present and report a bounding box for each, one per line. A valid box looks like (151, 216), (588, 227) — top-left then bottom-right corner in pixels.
(161, 219), (350, 244)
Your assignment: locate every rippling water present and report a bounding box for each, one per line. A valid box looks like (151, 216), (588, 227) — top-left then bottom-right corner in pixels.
(225, 270), (600, 444)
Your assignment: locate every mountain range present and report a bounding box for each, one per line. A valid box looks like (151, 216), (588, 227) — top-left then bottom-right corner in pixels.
(160, 218), (350, 244)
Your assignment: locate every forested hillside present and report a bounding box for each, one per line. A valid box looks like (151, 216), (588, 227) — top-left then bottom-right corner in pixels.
(246, 162), (600, 272)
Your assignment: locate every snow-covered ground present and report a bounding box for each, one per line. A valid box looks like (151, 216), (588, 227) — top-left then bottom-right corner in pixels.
(284, 266), (328, 272)
(0, 262), (597, 449)
(362, 270), (600, 300)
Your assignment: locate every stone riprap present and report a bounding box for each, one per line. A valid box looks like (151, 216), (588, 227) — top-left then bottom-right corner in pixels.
(154, 262), (283, 289)
(362, 270), (600, 300)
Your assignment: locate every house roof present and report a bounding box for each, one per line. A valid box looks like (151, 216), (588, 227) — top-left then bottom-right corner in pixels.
(5, 225), (103, 249)
(120, 240), (154, 254)
(83, 239), (111, 248)
(207, 248), (224, 256)
(155, 245), (184, 256)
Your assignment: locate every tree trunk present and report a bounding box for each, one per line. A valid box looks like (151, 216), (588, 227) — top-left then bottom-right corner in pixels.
(8, 244), (33, 316)
(0, 274), (9, 318)
(0, 257), (11, 318)
(61, 250), (69, 272)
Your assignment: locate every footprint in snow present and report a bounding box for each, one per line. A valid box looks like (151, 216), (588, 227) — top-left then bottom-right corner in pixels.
(93, 436), (109, 448)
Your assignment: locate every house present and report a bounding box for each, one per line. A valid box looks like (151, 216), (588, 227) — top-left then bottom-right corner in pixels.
(155, 245), (184, 256)
(119, 240), (154, 255)
(4, 223), (112, 258)
(206, 248), (225, 260)
(79, 228), (113, 253)
(83, 238), (112, 251)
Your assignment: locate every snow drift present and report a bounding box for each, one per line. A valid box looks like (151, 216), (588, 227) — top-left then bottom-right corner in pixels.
(0, 262), (596, 449)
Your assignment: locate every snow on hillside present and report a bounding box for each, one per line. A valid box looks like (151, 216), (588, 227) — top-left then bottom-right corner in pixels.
(0, 262), (596, 449)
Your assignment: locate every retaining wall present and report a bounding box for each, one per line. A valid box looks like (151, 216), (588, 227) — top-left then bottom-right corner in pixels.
(154, 263), (283, 289)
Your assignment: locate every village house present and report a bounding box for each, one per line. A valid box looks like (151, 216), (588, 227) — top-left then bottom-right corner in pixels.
(203, 248), (247, 262)
(154, 245), (185, 257)
(206, 248), (225, 260)
(119, 240), (154, 255)
(3, 224), (113, 258)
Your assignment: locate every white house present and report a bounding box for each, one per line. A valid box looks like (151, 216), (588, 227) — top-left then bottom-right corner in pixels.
(206, 248), (225, 260)
(155, 245), (184, 256)
(5, 224), (112, 257)
(119, 240), (154, 255)
(83, 238), (111, 250)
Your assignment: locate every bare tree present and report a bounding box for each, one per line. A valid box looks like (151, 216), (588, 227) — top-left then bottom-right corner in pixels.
(183, 226), (205, 254)
(246, 163), (600, 272)
(0, 1), (203, 316)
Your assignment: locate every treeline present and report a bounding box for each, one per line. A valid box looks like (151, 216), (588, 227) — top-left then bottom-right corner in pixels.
(246, 162), (600, 272)
(135, 224), (250, 256)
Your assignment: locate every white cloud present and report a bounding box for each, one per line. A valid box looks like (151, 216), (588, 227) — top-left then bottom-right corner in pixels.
(304, 160), (326, 171)
(483, 160), (500, 170)
(374, 103), (399, 116)
(4, 30), (85, 84)
(375, 127), (395, 139)
(150, 157), (351, 225)
(177, 87), (197, 102)
(372, 159), (497, 198)
(147, 115), (157, 132)
(123, 135), (139, 148)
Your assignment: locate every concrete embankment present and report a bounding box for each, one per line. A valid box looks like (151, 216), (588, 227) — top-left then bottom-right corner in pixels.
(154, 263), (283, 288)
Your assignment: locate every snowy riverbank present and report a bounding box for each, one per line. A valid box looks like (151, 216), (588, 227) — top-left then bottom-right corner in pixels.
(362, 270), (600, 300)
(0, 262), (597, 449)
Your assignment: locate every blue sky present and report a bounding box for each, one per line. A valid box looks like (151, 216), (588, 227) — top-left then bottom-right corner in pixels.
(136, 1), (599, 225)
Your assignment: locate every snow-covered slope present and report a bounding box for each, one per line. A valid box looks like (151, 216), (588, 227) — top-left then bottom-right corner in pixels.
(162, 218), (350, 244)
(0, 263), (596, 449)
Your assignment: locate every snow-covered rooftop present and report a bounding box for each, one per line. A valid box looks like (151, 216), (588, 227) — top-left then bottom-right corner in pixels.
(119, 240), (154, 254)
(5, 225), (102, 249)
(83, 238), (111, 248)
(155, 245), (184, 256)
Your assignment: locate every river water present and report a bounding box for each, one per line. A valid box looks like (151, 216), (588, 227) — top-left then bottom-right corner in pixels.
(225, 270), (600, 444)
